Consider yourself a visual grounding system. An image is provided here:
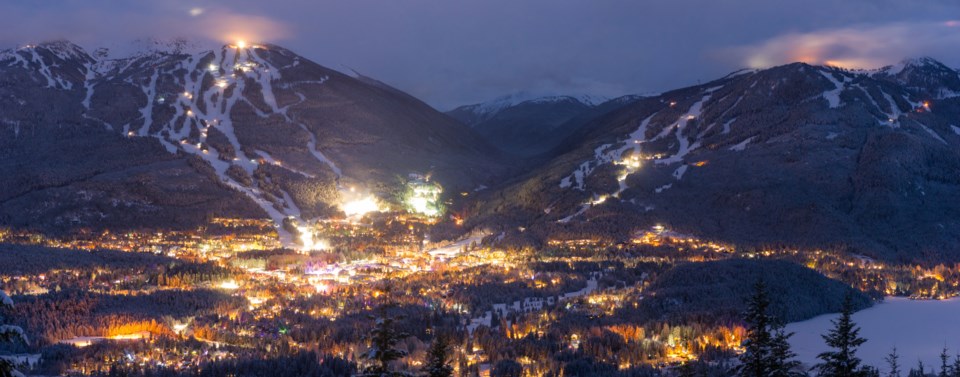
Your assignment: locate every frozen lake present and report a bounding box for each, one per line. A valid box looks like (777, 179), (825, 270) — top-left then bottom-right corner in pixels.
(787, 297), (960, 374)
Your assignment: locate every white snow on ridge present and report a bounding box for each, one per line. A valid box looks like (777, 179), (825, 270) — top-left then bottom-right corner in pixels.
(879, 90), (903, 127)
(458, 92), (612, 121)
(818, 70), (847, 108)
(654, 94), (710, 165)
(917, 122), (948, 145)
(556, 88), (720, 220)
(672, 165), (688, 180)
(729, 136), (754, 151)
(81, 44), (342, 245)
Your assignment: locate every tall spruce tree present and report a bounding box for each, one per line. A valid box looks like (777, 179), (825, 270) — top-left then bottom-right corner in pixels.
(815, 293), (869, 377)
(884, 347), (901, 377)
(952, 354), (960, 377)
(738, 280), (802, 377)
(422, 334), (453, 377)
(739, 280), (774, 377)
(941, 347), (951, 377)
(908, 360), (925, 377)
(770, 323), (803, 377)
(360, 283), (412, 377)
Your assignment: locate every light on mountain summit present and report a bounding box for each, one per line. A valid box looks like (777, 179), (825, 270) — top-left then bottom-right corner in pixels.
(236, 40), (247, 49)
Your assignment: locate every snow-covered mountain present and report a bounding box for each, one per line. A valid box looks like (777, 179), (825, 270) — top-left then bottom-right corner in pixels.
(0, 40), (503, 241)
(467, 58), (960, 263)
(447, 93), (641, 156)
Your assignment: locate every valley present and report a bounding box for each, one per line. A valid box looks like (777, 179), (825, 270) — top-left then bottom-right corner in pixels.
(2, 35), (960, 377)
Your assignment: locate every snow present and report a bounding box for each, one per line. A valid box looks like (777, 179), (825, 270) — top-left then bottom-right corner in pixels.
(463, 92), (610, 117)
(559, 276), (599, 300)
(952, 125), (960, 136)
(655, 94), (709, 165)
(918, 123), (948, 145)
(0, 290), (12, 307)
(721, 117), (737, 134)
(672, 165), (688, 180)
(558, 204), (590, 223)
(819, 70), (846, 108)
(300, 123), (342, 178)
(880, 90), (904, 127)
(78, 43), (344, 247)
(426, 232), (488, 259)
(137, 69), (159, 135)
(729, 136), (755, 151)
(654, 183), (672, 194)
(787, 297), (960, 375)
(468, 276), (599, 334)
(559, 143), (614, 190)
(0, 325), (28, 344)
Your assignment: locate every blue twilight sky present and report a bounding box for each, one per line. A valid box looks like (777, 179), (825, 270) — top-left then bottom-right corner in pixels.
(2, 0), (960, 109)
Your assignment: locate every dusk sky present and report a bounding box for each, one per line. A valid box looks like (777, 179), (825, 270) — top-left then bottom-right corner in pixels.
(3, 0), (960, 109)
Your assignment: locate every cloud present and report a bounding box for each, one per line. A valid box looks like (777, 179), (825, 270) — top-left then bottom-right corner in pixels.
(191, 8), (292, 44)
(3, 1), (960, 109)
(0, 2), (291, 48)
(728, 20), (960, 70)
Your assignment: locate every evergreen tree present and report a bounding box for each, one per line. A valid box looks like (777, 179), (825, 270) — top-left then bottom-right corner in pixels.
(908, 360), (925, 377)
(422, 335), (453, 377)
(952, 354), (960, 377)
(359, 305), (412, 377)
(941, 347), (951, 377)
(815, 293), (869, 377)
(770, 323), (803, 377)
(738, 280), (774, 377)
(0, 290), (27, 377)
(884, 347), (900, 377)
(737, 280), (802, 377)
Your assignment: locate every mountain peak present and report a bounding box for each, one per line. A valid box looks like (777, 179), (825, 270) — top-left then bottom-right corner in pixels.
(881, 56), (953, 76)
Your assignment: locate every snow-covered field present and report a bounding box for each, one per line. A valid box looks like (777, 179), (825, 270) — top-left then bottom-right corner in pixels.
(787, 297), (960, 374)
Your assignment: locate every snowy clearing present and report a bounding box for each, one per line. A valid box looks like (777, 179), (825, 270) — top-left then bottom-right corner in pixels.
(787, 297), (960, 375)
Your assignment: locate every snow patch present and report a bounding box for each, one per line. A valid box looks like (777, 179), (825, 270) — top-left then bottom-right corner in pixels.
(818, 70), (846, 108)
(672, 165), (688, 180)
(729, 136), (755, 151)
(918, 123), (947, 145)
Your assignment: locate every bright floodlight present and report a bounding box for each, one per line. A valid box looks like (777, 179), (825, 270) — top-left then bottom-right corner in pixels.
(236, 40), (247, 49)
(343, 197), (381, 217)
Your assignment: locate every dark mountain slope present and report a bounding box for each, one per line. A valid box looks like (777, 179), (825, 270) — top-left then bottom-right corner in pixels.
(467, 59), (960, 263)
(0, 41), (504, 239)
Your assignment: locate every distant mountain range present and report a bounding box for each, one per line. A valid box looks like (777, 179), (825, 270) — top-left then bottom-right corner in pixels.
(4, 40), (960, 262)
(465, 57), (960, 263)
(447, 93), (643, 156)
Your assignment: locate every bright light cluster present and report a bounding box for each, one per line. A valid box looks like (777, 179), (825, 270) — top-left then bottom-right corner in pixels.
(342, 196), (382, 217)
(297, 226), (330, 251)
(219, 280), (240, 290)
(404, 178), (443, 217)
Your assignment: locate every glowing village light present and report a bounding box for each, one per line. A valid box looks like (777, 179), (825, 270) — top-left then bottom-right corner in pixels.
(297, 226), (330, 251)
(219, 280), (240, 290)
(403, 177), (443, 217)
(342, 196), (381, 217)
(172, 323), (189, 334)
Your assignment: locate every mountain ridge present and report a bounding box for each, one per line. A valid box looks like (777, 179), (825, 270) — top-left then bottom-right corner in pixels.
(463, 58), (960, 263)
(0, 40), (504, 243)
